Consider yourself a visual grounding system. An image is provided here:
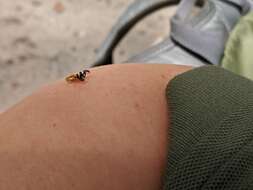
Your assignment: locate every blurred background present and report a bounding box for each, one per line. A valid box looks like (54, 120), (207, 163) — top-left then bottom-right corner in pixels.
(0, 0), (176, 112)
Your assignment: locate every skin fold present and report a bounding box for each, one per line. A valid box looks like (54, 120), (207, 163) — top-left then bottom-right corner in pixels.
(0, 64), (192, 190)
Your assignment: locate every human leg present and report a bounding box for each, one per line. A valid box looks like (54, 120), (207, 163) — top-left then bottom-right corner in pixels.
(0, 64), (191, 190)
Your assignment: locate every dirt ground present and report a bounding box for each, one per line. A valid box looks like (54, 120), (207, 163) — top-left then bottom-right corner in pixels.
(0, 0), (176, 112)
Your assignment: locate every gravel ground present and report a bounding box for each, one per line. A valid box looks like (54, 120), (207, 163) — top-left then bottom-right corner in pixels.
(0, 0), (176, 112)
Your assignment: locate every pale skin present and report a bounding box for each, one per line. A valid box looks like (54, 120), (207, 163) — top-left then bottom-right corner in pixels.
(0, 64), (192, 190)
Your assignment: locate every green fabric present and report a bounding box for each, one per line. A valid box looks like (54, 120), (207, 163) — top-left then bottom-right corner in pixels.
(163, 66), (253, 189)
(222, 12), (253, 80)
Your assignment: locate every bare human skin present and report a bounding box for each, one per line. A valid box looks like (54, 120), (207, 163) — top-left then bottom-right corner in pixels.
(0, 64), (192, 190)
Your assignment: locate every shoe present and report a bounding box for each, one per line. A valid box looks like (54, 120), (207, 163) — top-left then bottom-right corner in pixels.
(93, 0), (253, 67)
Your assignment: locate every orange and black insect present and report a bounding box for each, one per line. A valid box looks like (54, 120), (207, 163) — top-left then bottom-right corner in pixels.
(66, 70), (90, 82)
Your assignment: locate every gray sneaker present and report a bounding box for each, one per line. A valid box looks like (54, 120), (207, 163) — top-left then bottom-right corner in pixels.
(93, 0), (253, 67)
